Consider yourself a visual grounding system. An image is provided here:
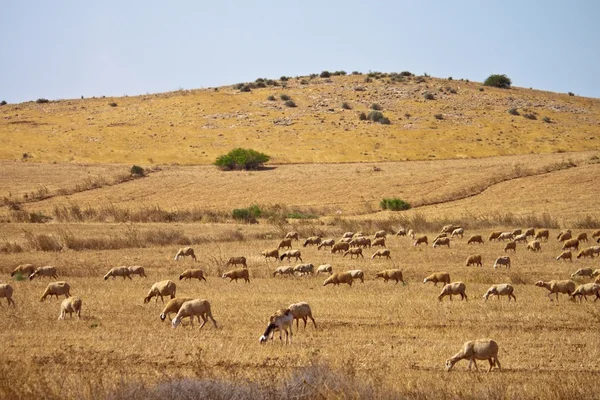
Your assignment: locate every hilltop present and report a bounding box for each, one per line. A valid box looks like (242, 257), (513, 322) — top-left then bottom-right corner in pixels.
(1, 72), (599, 164)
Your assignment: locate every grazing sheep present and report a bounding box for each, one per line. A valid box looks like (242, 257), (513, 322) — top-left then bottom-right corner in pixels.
(293, 263), (314, 276)
(497, 232), (514, 241)
(441, 224), (461, 234)
(396, 228), (407, 237)
(273, 266), (295, 277)
(104, 266), (132, 280)
(557, 229), (572, 241)
(371, 249), (391, 259)
(353, 232), (365, 238)
(445, 339), (501, 372)
(592, 269), (600, 278)
(260, 308), (293, 344)
(534, 229), (549, 242)
(222, 268), (250, 283)
(592, 230), (600, 239)
(10, 264), (35, 278)
(128, 266), (147, 278)
(279, 249), (303, 262)
(513, 233), (528, 243)
(576, 247), (596, 259)
(323, 272), (354, 287)
(556, 250), (572, 262)
(374, 230), (387, 238)
(172, 299), (218, 329)
(144, 280), (176, 303)
(58, 296), (82, 320)
(331, 242), (350, 254)
(483, 284), (516, 302)
(423, 272), (451, 287)
(433, 237), (451, 248)
(512, 229), (522, 236)
(592, 246), (600, 257)
(159, 297), (194, 321)
(438, 282), (468, 301)
(451, 228), (464, 238)
(0, 284), (15, 306)
(375, 269), (404, 284)
(316, 264), (333, 275)
(317, 239), (336, 250)
(493, 256), (511, 269)
(342, 232), (355, 239)
(371, 237), (386, 247)
(527, 240), (542, 252)
(466, 254), (483, 267)
(433, 233), (447, 242)
(503, 241), (516, 252)
(278, 239), (293, 250)
(261, 248), (280, 261)
(40, 281), (71, 302)
(349, 237), (371, 248)
(339, 237), (353, 243)
(524, 228), (536, 238)
(174, 247), (197, 261)
(535, 280), (576, 301)
(347, 269), (365, 283)
(414, 236), (428, 246)
(179, 269), (207, 282)
(576, 232), (588, 243)
(343, 248), (364, 259)
(285, 232), (299, 241)
(562, 239), (579, 251)
(29, 266), (58, 281)
(407, 229), (415, 239)
(570, 283), (600, 303)
(467, 235), (484, 245)
(288, 302), (317, 330)
(225, 256), (247, 268)
(303, 236), (322, 247)
(571, 268), (593, 278)
(488, 231), (502, 242)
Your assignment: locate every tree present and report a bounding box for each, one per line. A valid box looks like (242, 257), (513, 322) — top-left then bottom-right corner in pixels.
(214, 148), (270, 171)
(483, 74), (512, 89)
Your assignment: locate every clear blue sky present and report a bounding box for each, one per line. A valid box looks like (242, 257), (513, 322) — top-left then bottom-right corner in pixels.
(1, 1), (598, 103)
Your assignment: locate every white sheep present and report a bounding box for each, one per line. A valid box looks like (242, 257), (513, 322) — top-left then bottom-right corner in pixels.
(261, 248), (280, 261)
(288, 302), (317, 330)
(128, 266), (147, 278)
(570, 283), (600, 303)
(10, 263), (35, 278)
(466, 254), (482, 267)
(316, 264), (333, 275)
(375, 269), (404, 284)
(343, 248), (363, 259)
(535, 280), (576, 301)
(0, 284), (15, 306)
(143, 280), (176, 303)
(527, 240), (542, 252)
(279, 249), (303, 262)
(29, 266), (58, 281)
(104, 266), (132, 280)
(374, 230), (387, 238)
(179, 269), (207, 282)
(371, 249), (391, 259)
(174, 247), (197, 261)
(451, 228), (464, 238)
(423, 272), (451, 287)
(342, 231), (355, 239)
(40, 281), (71, 302)
(433, 237), (451, 248)
(483, 284), (516, 302)
(349, 237), (371, 248)
(293, 263), (314, 276)
(347, 269), (364, 283)
(331, 242), (350, 254)
(493, 256), (511, 269)
(58, 296), (82, 320)
(513, 233), (528, 243)
(497, 232), (514, 241)
(467, 235), (484, 245)
(172, 299), (218, 329)
(303, 236), (322, 247)
(571, 268), (593, 278)
(222, 268), (250, 283)
(323, 272), (353, 286)
(273, 266), (294, 277)
(371, 237), (386, 247)
(317, 239), (336, 250)
(159, 297), (194, 321)
(445, 339), (501, 372)
(534, 229), (549, 242)
(438, 282), (467, 301)
(441, 224), (461, 234)
(556, 250), (572, 262)
(259, 308), (294, 344)
(407, 229), (415, 239)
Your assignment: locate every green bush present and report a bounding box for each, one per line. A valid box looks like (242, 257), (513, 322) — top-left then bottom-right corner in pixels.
(508, 108), (520, 116)
(130, 165), (145, 177)
(284, 100), (297, 108)
(280, 76), (289, 81)
(367, 111), (391, 124)
(0, 100), (6, 106)
(320, 71), (331, 78)
(483, 74), (512, 88)
(239, 84), (252, 92)
(380, 198), (411, 211)
(434, 114), (444, 120)
(423, 92), (435, 100)
(542, 116), (552, 123)
(359, 112), (367, 121)
(214, 148), (270, 171)
(267, 95), (276, 101)
(370, 103), (382, 111)
(36, 98), (49, 104)
(523, 113), (537, 120)
(280, 94), (291, 101)
(341, 102), (352, 110)
(568, 92), (575, 96)
(109, 102), (117, 107)
(232, 205), (262, 223)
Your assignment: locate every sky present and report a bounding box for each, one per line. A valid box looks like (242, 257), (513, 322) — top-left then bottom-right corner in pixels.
(1, 1), (599, 103)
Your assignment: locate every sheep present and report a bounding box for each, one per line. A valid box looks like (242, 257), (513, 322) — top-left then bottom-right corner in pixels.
(342, 232), (355, 239)
(438, 282), (467, 301)
(371, 249), (391, 259)
(104, 266), (132, 280)
(279, 249), (303, 262)
(293, 263), (314, 276)
(451, 228), (464, 238)
(273, 266), (295, 276)
(10, 263), (35, 278)
(445, 339), (501, 372)
(222, 268), (250, 283)
(483, 284), (516, 302)
(338, 237), (352, 244)
(225, 256), (247, 268)
(592, 246), (600, 257)
(374, 230), (387, 238)
(288, 302), (317, 330)
(433, 237), (451, 248)
(371, 237), (386, 247)
(562, 239), (579, 251)
(488, 231), (502, 241)
(277, 239), (293, 250)
(29, 266), (58, 281)
(592, 230), (600, 239)
(0, 284), (15, 306)
(576, 232), (588, 243)
(534, 229), (549, 242)
(413, 236), (428, 246)
(349, 237), (371, 248)
(557, 229), (572, 241)
(467, 235), (484, 245)
(527, 240), (542, 252)
(512, 229), (522, 236)
(172, 299), (218, 329)
(331, 242), (350, 254)
(58, 296), (82, 320)
(316, 264), (333, 275)
(576, 247), (596, 259)
(524, 228), (536, 238)
(407, 229), (415, 239)
(466, 254), (483, 267)
(285, 231), (299, 241)
(317, 239), (336, 250)
(40, 281), (71, 302)
(535, 280), (576, 301)
(323, 272), (353, 287)
(261, 248), (279, 261)
(375, 269), (404, 284)
(347, 269), (364, 283)
(159, 297), (194, 321)
(513, 233), (528, 243)
(353, 232), (365, 238)
(556, 250), (572, 262)
(423, 272), (451, 287)
(503, 241), (516, 252)
(571, 268), (593, 278)
(128, 266), (147, 278)
(343, 248), (363, 259)
(497, 232), (514, 241)
(592, 269), (600, 278)
(395, 228), (407, 237)
(441, 224), (461, 234)
(260, 308), (293, 344)
(174, 247), (196, 261)
(433, 233), (447, 242)
(179, 268), (207, 282)
(570, 283), (600, 303)
(143, 280), (176, 303)
(493, 256), (511, 269)
(303, 236), (322, 247)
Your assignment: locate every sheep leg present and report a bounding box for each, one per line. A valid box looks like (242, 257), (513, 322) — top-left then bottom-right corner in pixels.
(487, 359), (494, 372)
(303, 317), (307, 329)
(199, 315), (207, 330)
(471, 359), (479, 371)
(494, 357), (501, 371)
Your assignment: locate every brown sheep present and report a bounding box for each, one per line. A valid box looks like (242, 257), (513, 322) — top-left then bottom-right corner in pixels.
(323, 272), (353, 287)
(524, 228), (536, 238)
(375, 269), (404, 284)
(576, 247), (596, 259)
(331, 242), (350, 254)
(493, 256), (511, 269)
(445, 339), (501, 372)
(279, 249), (303, 262)
(441, 224), (461, 234)
(527, 240), (542, 252)
(10, 264), (35, 278)
(222, 268), (250, 283)
(288, 302), (317, 330)
(433, 233), (447, 242)
(58, 297), (82, 320)
(433, 237), (451, 248)
(225, 256), (247, 268)
(483, 284), (516, 302)
(128, 266), (147, 278)
(261, 248), (280, 261)
(285, 232), (299, 241)
(40, 282), (71, 302)
(512, 229), (522, 236)
(535, 280), (576, 301)
(488, 231), (502, 242)
(592, 230), (600, 239)
(317, 239), (336, 250)
(534, 229), (549, 242)
(29, 266), (58, 281)
(557, 229), (572, 241)
(104, 266), (132, 280)
(349, 237), (371, 248)
(503, 241), (516, 252)
(396, 228), (407, 237)
(562, 239), (579, 251)
(423, 272), (451, 287)
(303, 236), (322, 247)
(438, 282), (467, 301)
(371, 237), (386, 247)
(467, 235), (484, 245)
(571, 268), (593, 278)
(0, 284), (15, 306)
(414, 236), (428, 246)
(371, 249), (391, 259)
(556, 250), (572, 262)
(144, 280), (176, 303)
(374, 230), (387, 238)
(277, 239), (293, 250)
(466, 254), (482, 267)
(343, 248), (364, 259)
(174, 247), (197, 261)
(576, 232), (588, 243)
(179, 269), (207, 282)
(159, 297), (194, 321)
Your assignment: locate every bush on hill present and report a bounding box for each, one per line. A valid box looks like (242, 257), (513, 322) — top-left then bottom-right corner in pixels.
(484, 74), (512, 89)
(214, 148), (270, 171)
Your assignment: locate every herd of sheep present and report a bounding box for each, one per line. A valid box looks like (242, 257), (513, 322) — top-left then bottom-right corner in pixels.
(2, 225), (600, 371)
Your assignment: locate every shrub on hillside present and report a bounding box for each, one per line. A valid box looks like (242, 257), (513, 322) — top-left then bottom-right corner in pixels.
(214, 148), (270, 171)
(568, 92), (575, 96)
(423, 92), (435, 100)
(280, 94), (291, 101)
(0, 100), (6, 106)
(109, 102), (117, 107)
(284, 100), (297, 108)
(36, 98), (49, 104)
(130, 165), (145, 177)
(380, 198), (411, 211)
(367, 111), (391, 124)
(280, 76), (289, 81)
(341, 102), (352, 110)
(370, 103), (382, 111)
(542, 116), (552, 123)
(320, 71), (331, 78)
(359, 112), (367, 121)
(232, 205), (262, 223)
(239, 84), (252, 92)
(508, 108), (520, 116)
(484, 74), (512, 89)
(523, 113), (537, 120)
(434, 114), (444, 120)
(267, 95), (276, 101)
